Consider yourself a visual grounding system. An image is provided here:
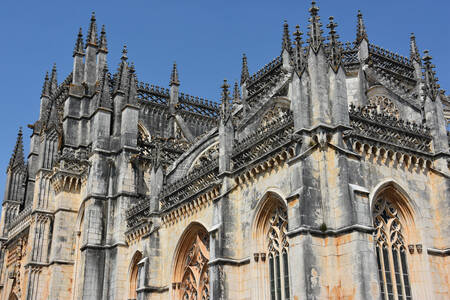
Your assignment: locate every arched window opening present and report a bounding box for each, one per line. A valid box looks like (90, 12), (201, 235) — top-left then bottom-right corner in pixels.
(373, 196), (412, 300)
(173, 224), (210, 300)
(129, 251), (143, 300)
(267, 206), (290, 300)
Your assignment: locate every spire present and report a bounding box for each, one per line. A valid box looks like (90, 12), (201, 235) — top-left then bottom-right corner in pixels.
(282, 20), (293, 54)
(41, 71), (50, 98)
(410, 33), (420, 63)
(232, 81), (241, 105)
(170, 62), (180, 86)
(307, 1), (324, 52)
(326, 16), (342, 72)
(114, 45), (129, 94)
(126, 63), (138, 105)
(220, 79), (231, 120)
(86, 12), (98, 46)
(97, 65), (112, 109)
(240, 54), (249, 85)
(8, 128), (24, 170)
(50, 63), (58, 95)
(293, 25), (306, 74)
(356, 10), (368, 44)
(99, 25), (108, 53)
(73, 28), (85, 57)
(422, 50), (440, 101)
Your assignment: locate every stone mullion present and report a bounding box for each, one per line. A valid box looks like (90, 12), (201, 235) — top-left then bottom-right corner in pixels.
(386, 220), (399, 300)
(395, 248), (407, 300)
(377, 244), (389, 300)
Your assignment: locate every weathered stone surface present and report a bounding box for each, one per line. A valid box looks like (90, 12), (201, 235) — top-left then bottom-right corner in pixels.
(0, 3), (449, 300)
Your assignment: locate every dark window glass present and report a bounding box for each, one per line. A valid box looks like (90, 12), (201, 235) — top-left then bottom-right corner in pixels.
(269, 254), (276, 300)
(283, 250), (290, 300)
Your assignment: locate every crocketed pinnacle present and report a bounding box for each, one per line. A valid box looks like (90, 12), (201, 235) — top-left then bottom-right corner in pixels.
(240, 54), (249, 85)
(126, 63), (138, 105)
(307, 1), (325, 53)
(121, 45), (128, 61)
(220, 79), (231, 120)
(73, 28), (85, 57)
(86, 12), (98, 46)
(327, 16), (342, 72)
(8, 127), (25, 170)
(50, 63), (58, 95)
(98, 65), (112, 109)
(422, 50), (440, 101)
(41, 71), (50, 98)
(114, 46), (129, 94)
(170, 62), (180, 86)
(281, 20), (293, 54)
(293, 25), (306, 73)
(99, 25), (108, 52)
(356, 10), (368, 43)
(232, 81), (241, 105)
(410, 33), (420, 63)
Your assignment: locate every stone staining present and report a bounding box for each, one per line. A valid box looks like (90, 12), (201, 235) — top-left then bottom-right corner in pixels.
(373, 197), (412, 300)
(368, 95), (400, 118)
(0, 2), (449, 300)
(180, 231), (210, 300)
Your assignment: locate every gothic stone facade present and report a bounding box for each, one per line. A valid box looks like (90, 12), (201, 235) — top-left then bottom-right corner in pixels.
(0, 3), (449, 300)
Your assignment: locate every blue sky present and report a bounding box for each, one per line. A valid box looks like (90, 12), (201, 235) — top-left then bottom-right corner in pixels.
(0, 0), (449, 198)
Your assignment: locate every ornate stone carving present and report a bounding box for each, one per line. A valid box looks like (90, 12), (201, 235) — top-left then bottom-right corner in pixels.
(368, 95), (399, 118)
(180, 231), (210, 300)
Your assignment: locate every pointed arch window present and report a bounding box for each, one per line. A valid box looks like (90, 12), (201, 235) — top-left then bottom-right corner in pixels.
(373, 197), (412, 300)
(180, 230), (210, 300)
(267, 206), (290, 300)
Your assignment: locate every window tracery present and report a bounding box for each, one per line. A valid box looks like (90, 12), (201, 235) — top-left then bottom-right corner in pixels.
(267, 206), (290, 300)
(373, 196), (412, 300)
(368, 95), (399, 118)
(180, 231), (210, 300)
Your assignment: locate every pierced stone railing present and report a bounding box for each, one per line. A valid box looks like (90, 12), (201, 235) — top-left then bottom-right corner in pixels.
(341, 42), (359, 70)
(233, 113), (294, 171)
(179, 92), (219, 118)
(126, 195), (151, 229)
(7, 206), (32, 230)
(368, 43), (415, 81)
(348, 104), (432, 153)
(137, 82), (169, 105)
(159, 160), (219, 211)
(247, 56), (282, 88)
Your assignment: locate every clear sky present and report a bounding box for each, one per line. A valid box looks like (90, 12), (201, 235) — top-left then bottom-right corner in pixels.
(0, 0), (449, 198)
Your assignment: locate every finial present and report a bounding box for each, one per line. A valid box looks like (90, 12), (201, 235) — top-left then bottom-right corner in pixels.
(293, 25), (306, 73)
(422, 50), (440, 101)
(327, 16), (342, 72)
(220, 79), (231, 119)
(41, 71), (50, 98)
(294, 25), (303, 48)
(50, 63), (58, 95)
(356, 10), (368, 43)
(99, 25), (108, 52)
(410, 33), (420, 63)
(232, 81), (241, 104)
(170, 62), (180, 86)
(282, 20), (293, 53)
(129, 62), (135, 74)
(307, 1), (324, 52)
(8, 127), (25, 170)
(73, 27), (85, 57)
(86, 12), (98, 46)
(121, 45), (128, 61)
(240, 53), (249, 85)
